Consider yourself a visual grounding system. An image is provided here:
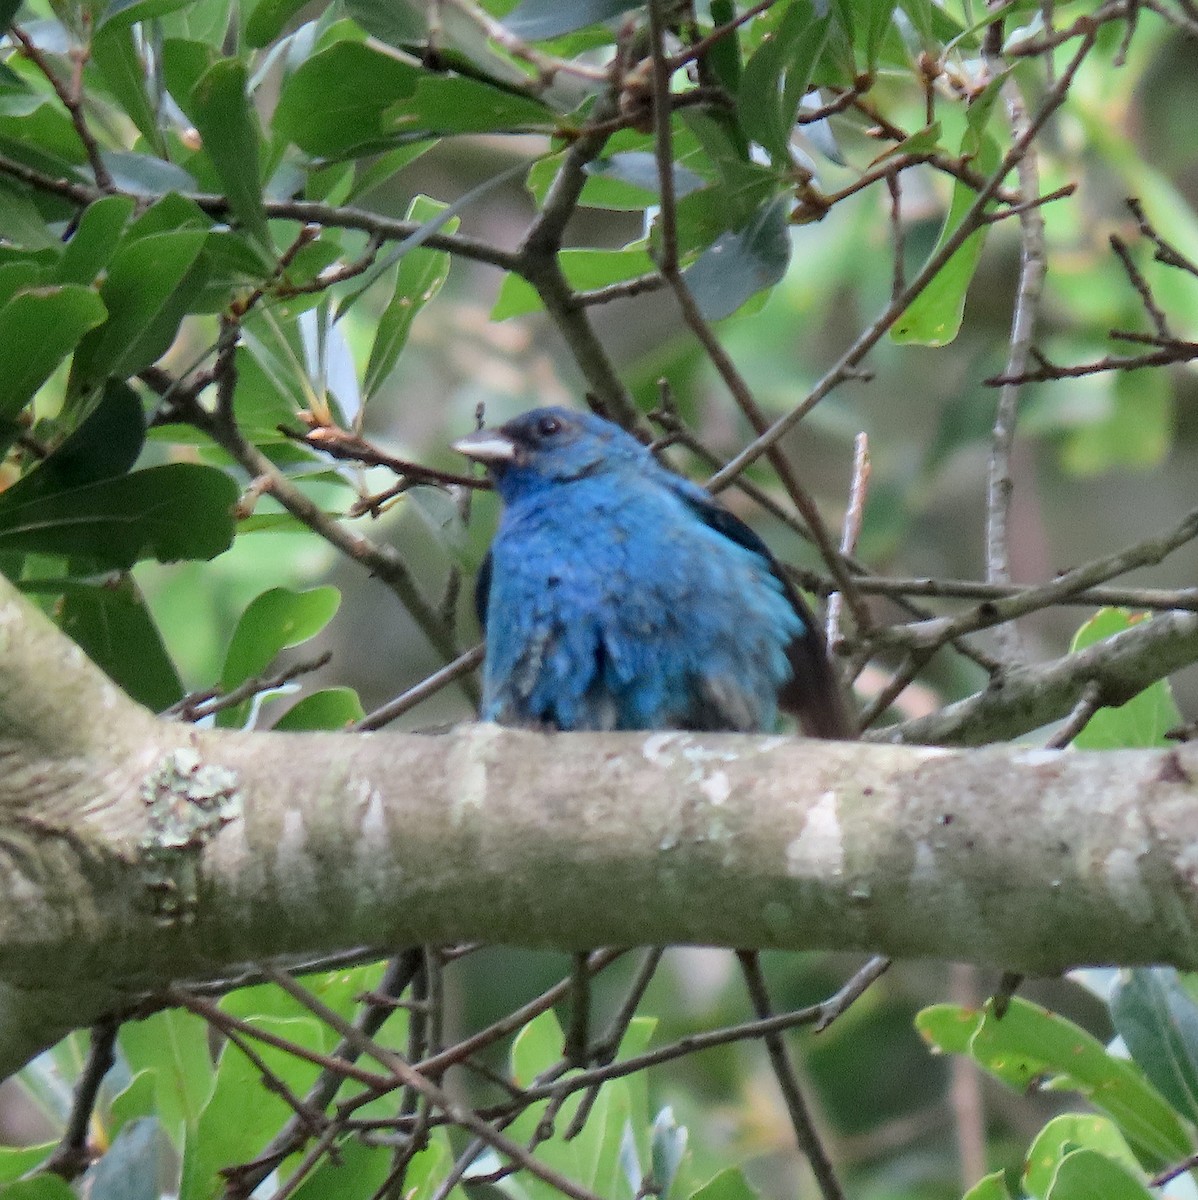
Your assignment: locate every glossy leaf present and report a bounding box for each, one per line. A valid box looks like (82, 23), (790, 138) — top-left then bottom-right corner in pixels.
(682, 194), (791, 320)
(179, 1016), (321, 1200)
(363, 196), (456, 398)
(108, 1070), (158, 1136)
(1069, 610), (1182, 749)
(917, 998), (1190, 1168)
(185, 59), (270, 249)
(60, 575), (184, 711)
(0, 463), (238, 568)
(738, 0), (829, 162)
(962, 1170), (1013, 1200)
(1024, 1114), (1142, 1200)
(504, 0), (642, 40)
(4, 381), (144, 511)
(273, 687), (364, 730)
(274, 41), (419, 157)
(687, 1167), (759, 1200)
(54, 195), (136, 285)
(1110, 968), (1198, 1124)
(68, 228), (209, 397)
(492, 245), (656, 319)
(274, 41), (550, 157)
(98, 0), (195, 32)
(118, 1009), (216, 1147)
(90, 28), (164, 153)
(218, 584), (341, 726)
(0, 1146), (57, 1186)
(1046, 1148), (1153, 1200)
(892, 121), (1001, 345)
(343, 0), (426, 45)
(0, 1178), (76, 1199)
(246, 0), (317, 46)
(0, 285), (107, 424)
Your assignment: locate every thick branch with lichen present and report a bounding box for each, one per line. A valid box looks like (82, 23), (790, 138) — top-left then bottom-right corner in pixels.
(1, 573), (1197, 1082)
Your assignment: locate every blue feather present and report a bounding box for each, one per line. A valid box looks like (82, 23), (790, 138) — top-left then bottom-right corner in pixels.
(454, 408), (852, 737)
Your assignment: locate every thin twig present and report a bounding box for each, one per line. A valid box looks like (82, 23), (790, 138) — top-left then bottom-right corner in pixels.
(264, 968), (609, 1200)
(737, 953), (845, 1200)
(355, 645), (485, 730)
(43, 1018), (118, 1180)
(709, 26), (1100, 491)
(9, 26), (113, 191)
(827, 434), (870, 648)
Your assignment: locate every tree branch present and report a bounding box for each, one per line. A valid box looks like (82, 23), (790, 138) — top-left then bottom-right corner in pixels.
(1, 574), (1197, 1081)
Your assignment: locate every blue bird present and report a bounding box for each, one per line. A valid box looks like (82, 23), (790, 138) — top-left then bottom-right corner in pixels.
(453, 407), (853, 738)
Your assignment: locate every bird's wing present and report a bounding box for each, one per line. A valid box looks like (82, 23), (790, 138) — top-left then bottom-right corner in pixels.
(675, 488), (856, 739)
(474, 549), (493, 632)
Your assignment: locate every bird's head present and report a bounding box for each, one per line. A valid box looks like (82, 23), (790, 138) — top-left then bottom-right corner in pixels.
(453, 407), (649, 502)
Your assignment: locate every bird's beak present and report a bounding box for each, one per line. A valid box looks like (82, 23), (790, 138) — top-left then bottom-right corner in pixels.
(452, 428), (517, 465)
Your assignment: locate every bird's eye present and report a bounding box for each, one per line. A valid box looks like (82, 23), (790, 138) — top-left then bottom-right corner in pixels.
(536, 414), (562, 438)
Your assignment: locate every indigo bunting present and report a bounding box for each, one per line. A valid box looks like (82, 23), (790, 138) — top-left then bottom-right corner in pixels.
(454, 408), (853, 738)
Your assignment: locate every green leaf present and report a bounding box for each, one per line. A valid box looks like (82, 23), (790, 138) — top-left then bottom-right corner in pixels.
(98, 0), (196, 32)
(687, 1167), (760, 1200)
(185, 59), (270, 249)
(0, 1178), (76, 1199)
(511, 1008), (564, 1086)
(274, 41), (551, 158)
(4, 380), (144, 509)
(218, 584), (341, 726)
(493, 245), (657, 319)
(1025, 1115), (1142, 1200)
(0, 286), (107, 425)
(68, 228), (209, 397)
(118, 1009), (216, 1147)
(916, 998), (1190, 1168)
(0, 262), (42, 310)
(0, 1145), (57, 1186)
(0, 463), (238, 568)
(363, 196), (455, 398)
(585, 152), (706, 204)
(54, 195), (136, 285)
(101, 150), (199, 194)
(246, 0), (314, 46)
(705, 0), (742, 95)
(109, 1070), (159, 1135)
(395, 74), (552, 135)
(347, 141), (435, 203)
(1110, 968), (1198, 1125)
(892, 125), (1000, 345)
(343, 0), (426, 45)
(90, 28), (164, 153)
(287, 1136), (397, 1199)
(180, 1016), (321, 1200)
(962, 1170), (1013, 1200)
(273, 687), (364, 730)
(504, 0), (642, 39)
(274, 41), (419, 157)
(1069, 610), (1182, 749)
(161, 38), (217, 113)
(682, 194), (791, 320)
(0, 178), (68, 251)
(738, 0), (829, 162)
(60, 575), (184, 711)
(1045, 1148), (1154, 1200)
(1060, 370), (1172, 476)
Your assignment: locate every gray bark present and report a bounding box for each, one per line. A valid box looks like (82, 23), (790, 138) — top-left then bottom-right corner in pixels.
(1, 576), (1196, 1079)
